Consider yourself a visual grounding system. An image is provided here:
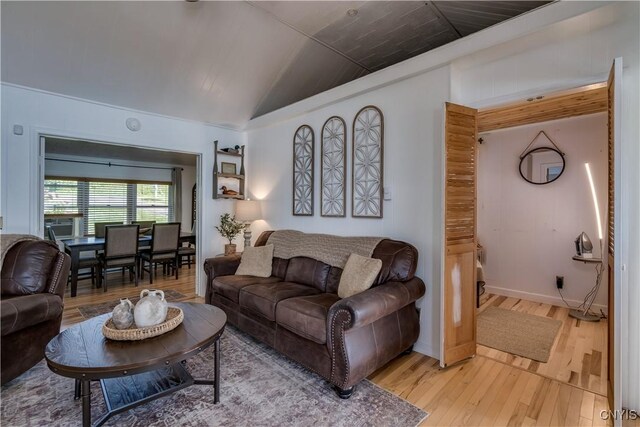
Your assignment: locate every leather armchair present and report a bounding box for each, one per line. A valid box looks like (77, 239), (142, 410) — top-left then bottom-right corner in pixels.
(1, 239), (70, 385)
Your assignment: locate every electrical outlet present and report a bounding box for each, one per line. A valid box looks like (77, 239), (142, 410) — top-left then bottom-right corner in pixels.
(556, 276), (564, 289)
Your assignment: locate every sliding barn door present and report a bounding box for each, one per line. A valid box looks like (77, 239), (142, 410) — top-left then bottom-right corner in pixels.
(607, 57), (622, 410)
(441, 102), (478, 367)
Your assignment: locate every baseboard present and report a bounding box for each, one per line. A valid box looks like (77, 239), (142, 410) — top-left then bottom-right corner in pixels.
(484, 285), (608, 314)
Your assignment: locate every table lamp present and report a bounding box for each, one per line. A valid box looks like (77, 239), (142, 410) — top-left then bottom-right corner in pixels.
(235, 199), (262, 248)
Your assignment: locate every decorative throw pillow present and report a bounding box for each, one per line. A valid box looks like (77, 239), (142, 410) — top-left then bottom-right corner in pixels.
(337, 253), (382, 299)
(235, 244), (274, 278)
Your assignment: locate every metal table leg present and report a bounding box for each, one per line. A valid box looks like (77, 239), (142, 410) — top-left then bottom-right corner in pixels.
(81, 380), (91, 427)
(214, 338), (220, 404)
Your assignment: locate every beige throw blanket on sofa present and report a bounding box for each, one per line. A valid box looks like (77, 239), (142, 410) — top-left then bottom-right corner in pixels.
(0, 234), (40, 270)
(266, 230), (383, 269)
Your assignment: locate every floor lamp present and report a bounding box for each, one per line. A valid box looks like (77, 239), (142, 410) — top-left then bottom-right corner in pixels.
(569, 163), (604, 322)
(235, 199), (262, 249)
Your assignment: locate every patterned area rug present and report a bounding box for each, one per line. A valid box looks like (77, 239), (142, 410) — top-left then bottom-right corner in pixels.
(1, 324), (427, 426)
(76, 289), (187, 319)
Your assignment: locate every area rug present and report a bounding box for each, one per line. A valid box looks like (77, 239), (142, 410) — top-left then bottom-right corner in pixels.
(76, 289), (187, 318)
(477, 306), (562, 362)
(1, 325), (428, 426)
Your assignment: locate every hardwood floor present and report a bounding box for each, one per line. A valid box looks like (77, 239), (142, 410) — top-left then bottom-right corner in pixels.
(62, 272), (611, 426)
(477, 293), (608, 396)
(61, 265), (202, 329)
(371, 292), (611, 426)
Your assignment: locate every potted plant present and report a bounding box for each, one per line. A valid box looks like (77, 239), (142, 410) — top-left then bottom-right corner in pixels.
(215, 213), (245, 255)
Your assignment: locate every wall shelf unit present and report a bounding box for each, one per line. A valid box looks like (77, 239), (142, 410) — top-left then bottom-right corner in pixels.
(213, 140), (245, 200)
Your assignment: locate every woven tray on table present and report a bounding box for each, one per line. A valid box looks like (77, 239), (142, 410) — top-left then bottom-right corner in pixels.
(102, 306), (184, 341)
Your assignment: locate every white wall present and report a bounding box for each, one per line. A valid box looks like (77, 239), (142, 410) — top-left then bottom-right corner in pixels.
(478, 113), (608, 309)
(0, 84), (243, 294)
(44, 153), (196, 232)
(247, 65), (450, 357)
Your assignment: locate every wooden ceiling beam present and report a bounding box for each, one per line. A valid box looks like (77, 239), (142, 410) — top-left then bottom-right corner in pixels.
(477, 84), (607, 133)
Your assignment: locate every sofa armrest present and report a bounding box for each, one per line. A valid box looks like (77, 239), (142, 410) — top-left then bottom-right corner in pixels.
(204, 255), (241, 304)
(326, 277), (425, 390)
(328, 277), (425, 330)
(46, 252), (71, 299)
(204, 255), (242, 280)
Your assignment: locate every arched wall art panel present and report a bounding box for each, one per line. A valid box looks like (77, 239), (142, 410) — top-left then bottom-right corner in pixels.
(292, 124), (314, 216)
(352, 106), (384, 218)
(321, 116), (347, 217)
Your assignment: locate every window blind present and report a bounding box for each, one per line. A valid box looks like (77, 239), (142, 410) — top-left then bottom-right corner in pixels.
(44, 178), (174, 235)
(44, 179), (79, 215)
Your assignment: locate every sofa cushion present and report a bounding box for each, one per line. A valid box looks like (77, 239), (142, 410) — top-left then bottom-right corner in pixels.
(212, 275), (281, 303)
(1, 293), (63, 336)
(236, 245), (274, 277)
(1, 240), (59, 296)
(338, 253), (383, 298)
(325, 266), (343, 294)
(276, 294), (341, 344)
(284, 257), (331, 291)
(271, 257), (289, 279)
(240, 282), (320, 321)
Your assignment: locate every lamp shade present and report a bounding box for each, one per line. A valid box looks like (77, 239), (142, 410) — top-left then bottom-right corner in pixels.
(235, 200), (262, 222)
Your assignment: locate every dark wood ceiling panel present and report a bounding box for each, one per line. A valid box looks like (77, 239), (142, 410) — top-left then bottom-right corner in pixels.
(313, 1), (458, 71)
(432, 1), (551, 36)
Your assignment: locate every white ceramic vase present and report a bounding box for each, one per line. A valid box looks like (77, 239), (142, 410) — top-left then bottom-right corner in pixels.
(111, 298), (134, 329)
(134, 289), (168, 328)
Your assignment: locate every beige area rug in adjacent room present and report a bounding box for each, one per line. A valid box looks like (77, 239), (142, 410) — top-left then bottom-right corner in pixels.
(477, 306), (562, 363)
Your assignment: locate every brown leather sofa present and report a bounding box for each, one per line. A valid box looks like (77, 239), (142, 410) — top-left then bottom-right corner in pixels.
(1, 239), (71, 385)
(205, 231), (425, 398)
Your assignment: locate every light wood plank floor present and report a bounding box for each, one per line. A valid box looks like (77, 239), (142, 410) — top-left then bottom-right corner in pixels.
(62, 270), (611, 426)
(371, 292), (612, 426)
(477, 293), (608, 396)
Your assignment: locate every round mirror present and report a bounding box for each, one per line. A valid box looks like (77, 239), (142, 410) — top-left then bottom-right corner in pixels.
(519, 147), (565, 185)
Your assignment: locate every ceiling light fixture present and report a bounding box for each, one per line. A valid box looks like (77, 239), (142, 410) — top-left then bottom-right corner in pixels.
(347, 8), (358, 17)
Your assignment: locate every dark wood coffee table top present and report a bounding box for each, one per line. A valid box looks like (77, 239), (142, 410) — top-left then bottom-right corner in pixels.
(45, 302), (226, 380)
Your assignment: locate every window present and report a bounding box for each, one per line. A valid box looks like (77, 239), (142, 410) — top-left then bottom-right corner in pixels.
(136, 183), (171, 223)
(44, 179), (79, 214)
(85, 181), (131, 235)
(44, 178), (173, 235)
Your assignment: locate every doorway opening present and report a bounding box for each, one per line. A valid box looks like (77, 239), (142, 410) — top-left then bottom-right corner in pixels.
(442, 59), (621, 410)
(40, 135), (201, 300)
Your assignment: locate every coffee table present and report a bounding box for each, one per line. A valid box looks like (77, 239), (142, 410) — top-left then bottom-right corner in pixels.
(45, 302), (226, 427)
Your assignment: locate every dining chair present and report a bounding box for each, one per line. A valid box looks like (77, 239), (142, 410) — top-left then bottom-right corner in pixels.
(178, 243), (196, 269)
(94, 221), (124, 238)
(97, 225), (139, 292)
(46, 226), (99, 285)
(140, 222), (181, 284)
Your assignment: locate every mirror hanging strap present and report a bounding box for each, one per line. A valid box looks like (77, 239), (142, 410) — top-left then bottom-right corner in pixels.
(519, 130), (565, 159)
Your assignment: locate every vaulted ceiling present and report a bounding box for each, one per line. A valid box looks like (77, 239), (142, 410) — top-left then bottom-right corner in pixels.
(1, 1), (550, 129)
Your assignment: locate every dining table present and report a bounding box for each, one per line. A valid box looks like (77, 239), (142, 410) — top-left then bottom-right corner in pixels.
(62, 232), (196, 297)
